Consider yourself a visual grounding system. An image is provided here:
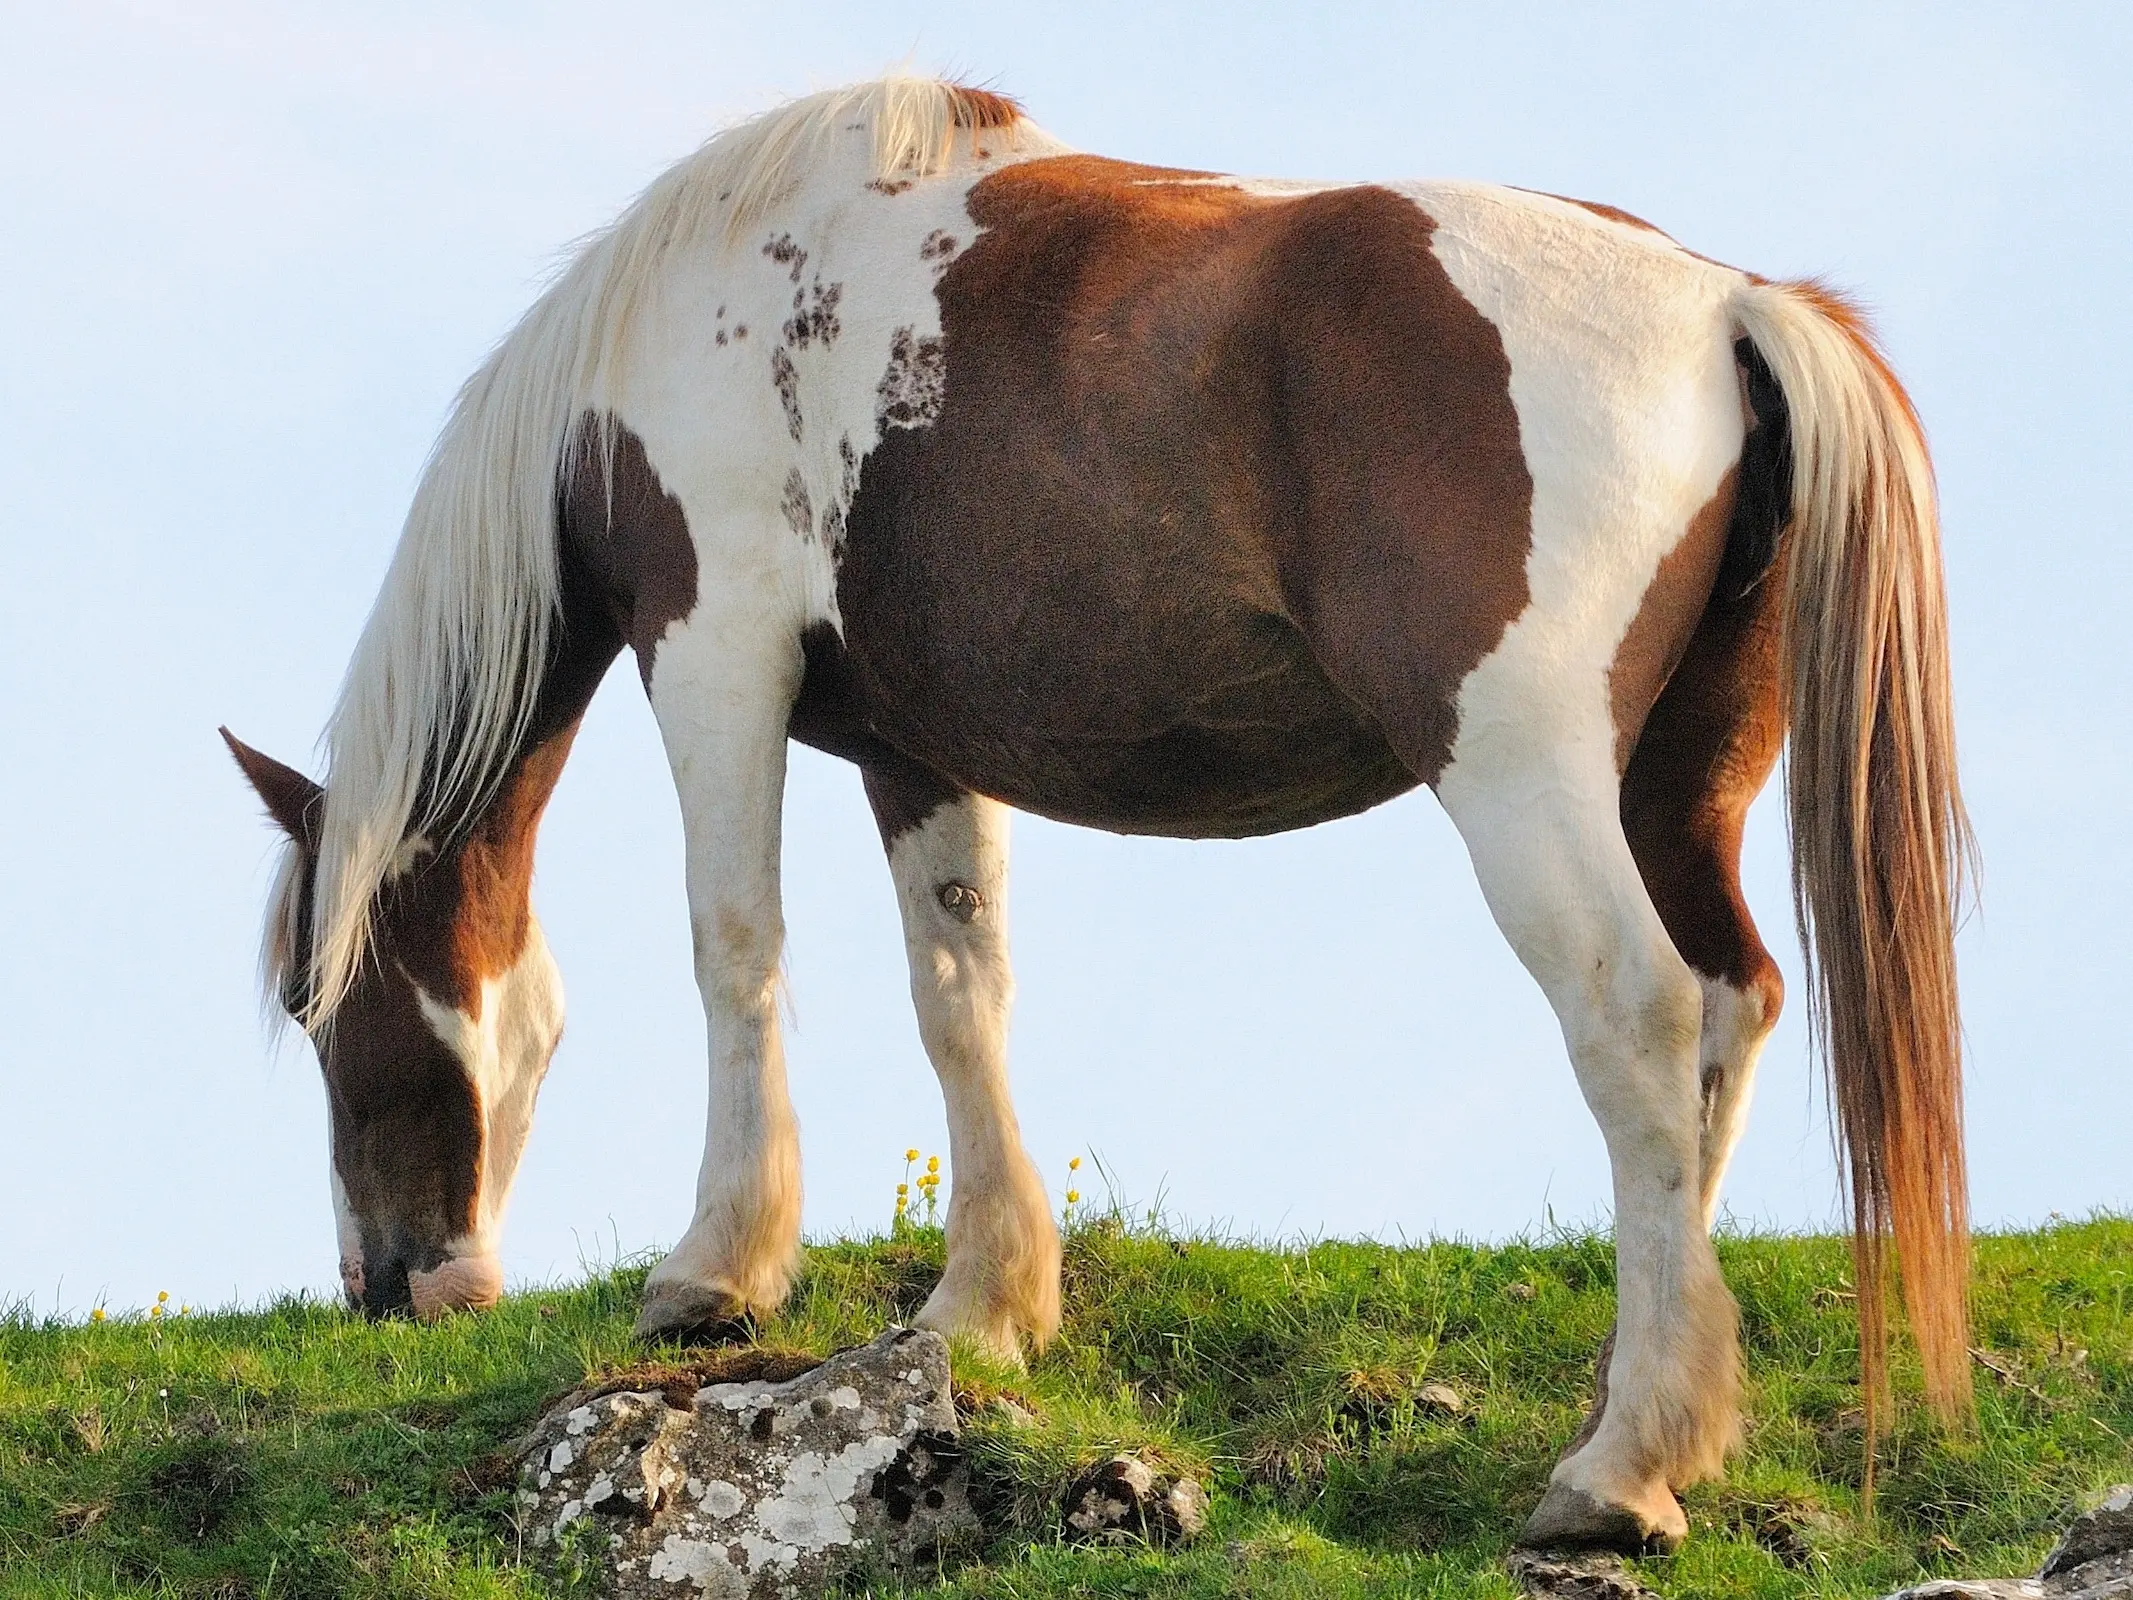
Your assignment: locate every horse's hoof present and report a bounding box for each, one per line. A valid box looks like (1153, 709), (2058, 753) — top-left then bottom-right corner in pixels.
(1518, 1482), (1685, 1557)
(633, 1283), (758, 1347)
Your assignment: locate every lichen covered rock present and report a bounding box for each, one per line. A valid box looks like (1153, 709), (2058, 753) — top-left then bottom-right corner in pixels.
(1060, 1453), (1208, 1548)
(515, 1328), (976, 1597)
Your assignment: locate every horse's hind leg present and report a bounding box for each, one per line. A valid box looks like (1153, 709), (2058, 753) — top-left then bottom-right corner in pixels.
(1437, 724), (1736, 1554)
(863, 767), (1060, 1362)
(1621, 568), (1787, 1226)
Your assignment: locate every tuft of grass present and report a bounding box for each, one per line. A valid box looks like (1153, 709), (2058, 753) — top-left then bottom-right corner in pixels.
(1, 1218), (2127, 1596)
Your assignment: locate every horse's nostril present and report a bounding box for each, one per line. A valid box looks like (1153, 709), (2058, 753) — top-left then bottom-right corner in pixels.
(360, 1255), (415, 1319)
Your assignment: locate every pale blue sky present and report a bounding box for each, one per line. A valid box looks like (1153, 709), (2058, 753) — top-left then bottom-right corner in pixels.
(2, 2), (2127, 1317)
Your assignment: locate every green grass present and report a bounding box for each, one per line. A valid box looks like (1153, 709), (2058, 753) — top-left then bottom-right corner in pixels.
(2, 1217), (2127, 1598)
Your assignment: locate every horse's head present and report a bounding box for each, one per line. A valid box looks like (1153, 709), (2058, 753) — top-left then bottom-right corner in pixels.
(222, 730), (562, 1320)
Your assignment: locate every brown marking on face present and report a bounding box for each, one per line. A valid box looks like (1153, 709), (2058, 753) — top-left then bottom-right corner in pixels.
(560, 417), (699, 689)
(831, 158), (1530, 833)
(1609, 468), (1737, 772)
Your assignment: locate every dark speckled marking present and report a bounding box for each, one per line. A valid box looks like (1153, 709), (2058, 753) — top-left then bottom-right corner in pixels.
(780, 468), (814, 543)
(771, 346), (802, 440)
(876, 327), (944, 430)
(762, 232), (807, 283)
(783, 277), (843, 349)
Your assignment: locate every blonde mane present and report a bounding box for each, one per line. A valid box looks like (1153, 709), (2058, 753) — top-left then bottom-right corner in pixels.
(274, 76), (1027, 1025)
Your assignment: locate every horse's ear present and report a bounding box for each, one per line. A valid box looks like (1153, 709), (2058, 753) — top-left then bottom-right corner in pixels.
(220, 727), (323, 848)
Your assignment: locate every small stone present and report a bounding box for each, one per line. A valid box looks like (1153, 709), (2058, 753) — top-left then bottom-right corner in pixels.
(1062, 1454), (1208, 1548)
(1506, 1281), (1538, 1301)
(1507, 1547), (1657, 1599)
(1416, 1382), (1466, 1417)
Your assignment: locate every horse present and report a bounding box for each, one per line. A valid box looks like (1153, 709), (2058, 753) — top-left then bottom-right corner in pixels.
(223, 76), (1972, 1554)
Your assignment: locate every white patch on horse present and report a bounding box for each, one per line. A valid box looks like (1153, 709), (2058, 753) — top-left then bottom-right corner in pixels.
(330, 1162), (364, 1304)
(407, 919), (563, 1311)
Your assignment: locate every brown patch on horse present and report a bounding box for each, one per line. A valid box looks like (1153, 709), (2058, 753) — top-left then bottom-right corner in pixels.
(833, 159), (1530, 832)
(861, 760), (963, 849)
(1609, 468), (1737, 773)
(560, 417), (699, 689)
(1620, 524), (1787, 1004)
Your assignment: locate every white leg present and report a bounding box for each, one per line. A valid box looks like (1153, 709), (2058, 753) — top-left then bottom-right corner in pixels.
(1439, 738), (1738, 1554)
(868, 781), (1060, 1362)
(634, 600), (805, 1340)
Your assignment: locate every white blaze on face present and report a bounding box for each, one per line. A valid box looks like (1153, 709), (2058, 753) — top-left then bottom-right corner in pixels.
(407, 914), (566, 1312)
(330, 1161), (364, 1304)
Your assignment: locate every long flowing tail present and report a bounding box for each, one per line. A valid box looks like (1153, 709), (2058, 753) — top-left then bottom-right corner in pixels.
(1732, 280), (1976, 1436)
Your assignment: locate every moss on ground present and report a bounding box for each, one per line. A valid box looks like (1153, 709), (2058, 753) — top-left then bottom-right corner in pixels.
(1, 1218), (2127, 1597)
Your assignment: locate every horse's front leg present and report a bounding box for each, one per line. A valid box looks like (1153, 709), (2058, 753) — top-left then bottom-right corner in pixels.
(864, 768), (1060, 1363)
(633, 600), (806, 1343)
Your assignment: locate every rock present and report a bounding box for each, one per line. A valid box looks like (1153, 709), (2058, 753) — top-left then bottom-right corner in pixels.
(1878, 1485), (2133, 1600)
(1506, 1547), (1658, 1599)
(2043, 1487), (2133, 1597)
(514, 1328), (977, 1598)
(1415, 1382), (1466, 1417)
(1061, 1454), (1209, 1548)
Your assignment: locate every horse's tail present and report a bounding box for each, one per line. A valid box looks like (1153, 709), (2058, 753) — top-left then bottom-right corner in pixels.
(1730, 280), (1975, 1434)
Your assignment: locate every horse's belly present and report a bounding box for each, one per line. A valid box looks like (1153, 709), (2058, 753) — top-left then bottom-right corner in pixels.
(830, 604), (1418, 839)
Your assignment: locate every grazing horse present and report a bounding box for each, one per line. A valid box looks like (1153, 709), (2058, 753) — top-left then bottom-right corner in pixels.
(224, 77), (1972, 1553)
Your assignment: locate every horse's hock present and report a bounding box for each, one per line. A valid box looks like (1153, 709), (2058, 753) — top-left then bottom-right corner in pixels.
(514, 1328), (978, 1596)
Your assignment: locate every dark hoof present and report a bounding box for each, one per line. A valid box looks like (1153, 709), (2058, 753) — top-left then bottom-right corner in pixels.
(1519, 1483), (1684, 1557)
(632, 1283), (758, 1347)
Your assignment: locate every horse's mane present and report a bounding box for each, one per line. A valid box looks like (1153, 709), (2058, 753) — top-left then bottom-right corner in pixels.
(273, 76), (1028, 1026)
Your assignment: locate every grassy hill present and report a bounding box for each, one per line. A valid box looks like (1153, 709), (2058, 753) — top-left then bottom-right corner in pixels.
(1, 1217), (2127, 1598)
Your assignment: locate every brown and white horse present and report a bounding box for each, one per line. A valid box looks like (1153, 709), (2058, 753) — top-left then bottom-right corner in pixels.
(225, 77), (1972, 1553)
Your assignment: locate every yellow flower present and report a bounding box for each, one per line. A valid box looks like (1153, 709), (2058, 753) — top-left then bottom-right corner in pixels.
(926, 1155), (940, 1173)
(1069, 1156), (1082, 1171)
(179, 1305), (191, 1316)
(896, 1183), (908, 1196)
(156, 1290), (169, 1304)
(1066, 1190), (1081, 1205)
(90, 1307), (105, 1324)
(149, 1304), (163, 1319)
(905, 1148), (920, 1163)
